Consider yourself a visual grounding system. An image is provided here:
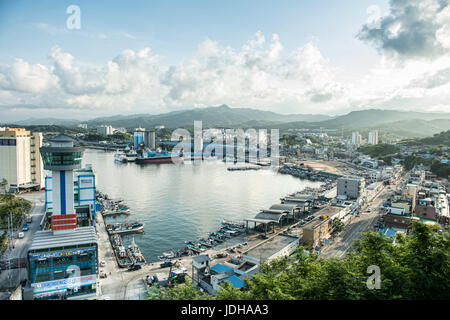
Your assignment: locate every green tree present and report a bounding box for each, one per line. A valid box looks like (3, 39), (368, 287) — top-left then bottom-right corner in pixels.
(158, 222), (449, 300)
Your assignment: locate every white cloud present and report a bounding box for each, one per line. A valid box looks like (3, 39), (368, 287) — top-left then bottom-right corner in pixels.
(1, 29), (450, 118)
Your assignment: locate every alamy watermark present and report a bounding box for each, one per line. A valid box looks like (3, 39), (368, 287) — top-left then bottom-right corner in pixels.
(170, 121), (280, 169)
(366, 265), (381, 290)
(66, 5), (81, 30)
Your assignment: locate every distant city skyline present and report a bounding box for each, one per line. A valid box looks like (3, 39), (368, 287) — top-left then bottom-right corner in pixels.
(1, 0), (450, 121)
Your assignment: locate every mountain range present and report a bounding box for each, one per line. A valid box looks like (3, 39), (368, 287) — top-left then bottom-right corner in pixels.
(4, 105), (450, 138)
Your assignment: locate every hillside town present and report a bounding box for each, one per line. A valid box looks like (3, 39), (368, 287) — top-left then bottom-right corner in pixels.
(0, 124), (448, 300)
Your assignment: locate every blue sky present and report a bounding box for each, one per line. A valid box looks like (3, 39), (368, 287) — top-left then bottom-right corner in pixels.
(1, 0), (449, 120)
(0, 0), (386, 66)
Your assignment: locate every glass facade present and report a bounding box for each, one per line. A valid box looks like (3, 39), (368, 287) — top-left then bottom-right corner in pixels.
(41, 151), (83, 167)
(28, 246), (97, 300)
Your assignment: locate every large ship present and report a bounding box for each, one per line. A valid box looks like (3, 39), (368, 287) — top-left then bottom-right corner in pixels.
(135, 149), (184, 164)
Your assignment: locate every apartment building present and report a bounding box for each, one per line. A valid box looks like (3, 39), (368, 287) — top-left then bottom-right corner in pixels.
(337, 176), (366, 200)
(0, 128), (44, 192)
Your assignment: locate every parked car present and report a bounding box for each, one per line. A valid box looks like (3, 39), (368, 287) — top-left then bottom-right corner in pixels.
(128, 264), (142, 271)
(100, 260), (106, 267)
(160, 261), (172, 268)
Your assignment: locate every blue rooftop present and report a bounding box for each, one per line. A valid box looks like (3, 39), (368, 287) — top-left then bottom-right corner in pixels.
(211, 263), (234, 274)
(378, 227), (397, 240)
(223, 275), (246, 289)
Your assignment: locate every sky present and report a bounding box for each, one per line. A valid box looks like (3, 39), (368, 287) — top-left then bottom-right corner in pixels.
(1, 0), (450, 121)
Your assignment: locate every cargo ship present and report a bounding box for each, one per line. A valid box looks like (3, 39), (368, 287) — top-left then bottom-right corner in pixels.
(135, 149), (184, 164)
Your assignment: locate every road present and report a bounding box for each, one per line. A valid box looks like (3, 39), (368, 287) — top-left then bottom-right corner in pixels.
(0, 191), (45, 298)
(320, 185), (391, 259)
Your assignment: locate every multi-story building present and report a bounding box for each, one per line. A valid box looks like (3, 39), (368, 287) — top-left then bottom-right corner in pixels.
(0, 128), (44, 192)
(302, 217), (330, 249)
(96, 125), (114, 136)
(368, 130), (379, 145)
(337, 176), (365, 200)
(351, 131), (362, 147)
(25, 134), (98, 300)
(30, 132), (45, 189)
(44, 164), (98, 228)
(143, 130), (156, 150)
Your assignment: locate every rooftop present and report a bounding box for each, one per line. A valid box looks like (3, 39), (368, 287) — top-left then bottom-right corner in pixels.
(245, 234), (298, 261)
(315, 206), (343, 218)
(223, 275), (246, 289)
(211, 264), (235, 274)
(302, 217), (329, 230)
(49, 134), (74, 143)
(28, 226), (97, 252)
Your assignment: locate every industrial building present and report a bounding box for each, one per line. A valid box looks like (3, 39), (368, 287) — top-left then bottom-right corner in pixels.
(0, 128), (44, 192)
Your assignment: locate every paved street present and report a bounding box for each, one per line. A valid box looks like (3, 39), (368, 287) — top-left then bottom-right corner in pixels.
(0, 191), (45, 298)
(320, 175), (406, 259)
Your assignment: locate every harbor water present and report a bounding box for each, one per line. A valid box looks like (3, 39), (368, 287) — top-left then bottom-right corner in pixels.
(83, 149), (323, 262)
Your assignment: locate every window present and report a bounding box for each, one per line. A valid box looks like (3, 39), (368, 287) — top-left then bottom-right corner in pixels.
(36, 273), (51, 282)
(54, 270), (65, 280)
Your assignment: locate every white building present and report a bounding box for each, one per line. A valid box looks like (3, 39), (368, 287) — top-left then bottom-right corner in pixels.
(351, 132), (362, 147)
(337, 176), (366, 200)
(96, 125), (114, 136)
(0, 128), (44, 192)
(368, 130), (379, 145)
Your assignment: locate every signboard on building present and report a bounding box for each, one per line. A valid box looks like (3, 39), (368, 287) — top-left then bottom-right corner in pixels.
(31, 274), (96, 294)
(29, 247), (96, 259)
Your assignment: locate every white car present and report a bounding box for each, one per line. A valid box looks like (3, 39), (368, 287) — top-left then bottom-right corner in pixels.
(100, 260), (106, 267)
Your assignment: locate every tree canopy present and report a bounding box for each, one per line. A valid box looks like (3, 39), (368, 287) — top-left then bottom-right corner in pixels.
(150, 222), (449, 300)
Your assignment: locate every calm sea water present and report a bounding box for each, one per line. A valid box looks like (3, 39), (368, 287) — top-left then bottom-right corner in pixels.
(82, 149), (322, 262)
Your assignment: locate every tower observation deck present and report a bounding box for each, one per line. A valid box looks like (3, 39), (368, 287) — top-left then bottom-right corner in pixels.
(40, 135), (84, 233)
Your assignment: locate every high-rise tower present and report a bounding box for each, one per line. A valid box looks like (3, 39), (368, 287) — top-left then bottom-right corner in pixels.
(40, 135), (83, 233)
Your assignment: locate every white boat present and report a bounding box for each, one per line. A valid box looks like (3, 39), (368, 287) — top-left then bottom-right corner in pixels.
(114, 151), (127, 163)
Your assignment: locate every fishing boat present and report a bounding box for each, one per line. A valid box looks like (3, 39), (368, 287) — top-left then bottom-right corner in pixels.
(102, 207), (131, 216)
(127, 237), (146, 264)
(110, 234), (134, 268)
(114, 151), (127, 163)
(124, 146), (138, 162)
(106, 222), (144, 235)
(158, 251), (176, 261)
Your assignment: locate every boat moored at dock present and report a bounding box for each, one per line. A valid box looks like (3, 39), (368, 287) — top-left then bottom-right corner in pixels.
(135, 149), (184, 164)
(106, 222), (144, 235)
